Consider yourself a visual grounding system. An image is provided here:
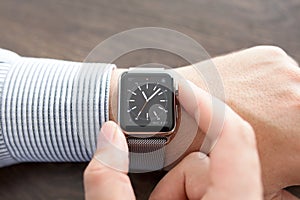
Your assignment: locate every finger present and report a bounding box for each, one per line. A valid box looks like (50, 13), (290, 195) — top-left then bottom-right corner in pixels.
(179, 82), (263, 199)
(178, 80), (214, 133)
(178, 80), (228, 154)
(84, 121), (135, 200)
(150, 152), (210, 200)
(203, 119), (263, 200)
(179, 80), (258, 151)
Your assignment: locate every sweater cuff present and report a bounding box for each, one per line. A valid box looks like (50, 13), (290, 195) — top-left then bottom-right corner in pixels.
(0, 48), (116, 166)
(0, 49), (20, 167)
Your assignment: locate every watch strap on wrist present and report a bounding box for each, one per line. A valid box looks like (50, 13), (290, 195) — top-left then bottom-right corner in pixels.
(127, 137), (167, 172)
(124, 67), (170, 172)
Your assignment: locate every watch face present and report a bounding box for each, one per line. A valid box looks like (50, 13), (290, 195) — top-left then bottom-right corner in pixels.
(119, 72), (175, 133)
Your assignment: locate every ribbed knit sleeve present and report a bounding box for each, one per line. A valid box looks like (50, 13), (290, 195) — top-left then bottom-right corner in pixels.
(0, 49), (115, 167)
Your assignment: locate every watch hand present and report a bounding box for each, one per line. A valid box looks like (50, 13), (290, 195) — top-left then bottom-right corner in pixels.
(136, 101), (148, 119)
(142, 91), (148, 101)
(147, 88), (161, 102)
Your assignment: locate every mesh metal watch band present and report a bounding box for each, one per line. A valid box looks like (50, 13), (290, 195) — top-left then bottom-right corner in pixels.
(124, 67), (171, 172)
(127, 137), (167, 172)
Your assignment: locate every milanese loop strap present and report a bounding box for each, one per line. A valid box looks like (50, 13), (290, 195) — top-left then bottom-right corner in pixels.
(126, 67), (169, 172)
(127, 137), (167, 172)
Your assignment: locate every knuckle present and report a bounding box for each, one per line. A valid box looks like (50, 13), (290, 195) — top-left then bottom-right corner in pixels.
(83, 161), (106, 184)
(240, 121), (257, 147)
(83, 165), (92, 179)
(187, 184), (206, 200)
(184, 152), (208, 164)
(248, 45), (288, 63)
(242, 121), (255, 135)
(185, 152), (202, 160)
(289, 85), (300, 106)
(291, 66), (300, 81)
(83, 169), (93, 185)
(288, 56), (299, 67)
(223, 114), (257, 148)
(278, 63), (300, 81)
(84, 166), (130, 187)
(258, 45), (287, 57)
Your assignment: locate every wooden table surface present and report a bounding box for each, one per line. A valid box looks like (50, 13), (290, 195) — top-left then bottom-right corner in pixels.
(0, 0), (299, 199)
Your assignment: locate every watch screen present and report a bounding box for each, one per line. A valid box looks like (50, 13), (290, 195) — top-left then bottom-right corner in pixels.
(119, 72), (175, 132)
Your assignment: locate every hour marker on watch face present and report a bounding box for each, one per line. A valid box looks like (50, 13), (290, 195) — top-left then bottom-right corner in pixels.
(153, 84), (158, 91)
(135, 82), (142, 91)
(158, 106), (168, 112)
(153, 111), (160, 120)
(146, 112), (149, 120)
(159, 99), (167, 102)
(146, 82), (149, 89)
(127, 106), (137, 112)
(128, 90), (136, 95)
(158, 89), (167, 96)
(128, 99), (135, 102)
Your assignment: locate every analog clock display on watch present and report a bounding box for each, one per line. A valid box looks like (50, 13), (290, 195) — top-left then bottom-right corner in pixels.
(119, 72), (175, 132)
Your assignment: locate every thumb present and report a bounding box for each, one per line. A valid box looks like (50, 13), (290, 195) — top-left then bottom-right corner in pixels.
(84, 121), (135, 200)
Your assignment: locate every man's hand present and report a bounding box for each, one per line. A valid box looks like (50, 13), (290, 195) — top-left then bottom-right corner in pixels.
(176, 46), (300, 199)
(89, 82), (263, 200)
(150, 81), (263, 200)
(109, 46), (300, 199)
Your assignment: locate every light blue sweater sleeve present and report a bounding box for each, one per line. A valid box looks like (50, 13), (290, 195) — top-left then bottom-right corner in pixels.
(0, 49), (115, 167)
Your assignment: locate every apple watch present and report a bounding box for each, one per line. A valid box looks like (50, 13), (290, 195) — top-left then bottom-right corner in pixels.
(118, 67), (179, 172)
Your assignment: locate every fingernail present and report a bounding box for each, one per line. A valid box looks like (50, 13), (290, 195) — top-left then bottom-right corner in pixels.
(198, 152), (208, 160)
(97, 121), (118, 150)
(97, 121), (128, 152)
(95, 121), (129, 172)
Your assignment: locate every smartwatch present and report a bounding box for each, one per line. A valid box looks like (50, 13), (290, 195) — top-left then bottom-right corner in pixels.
(118, 67), (179, 172)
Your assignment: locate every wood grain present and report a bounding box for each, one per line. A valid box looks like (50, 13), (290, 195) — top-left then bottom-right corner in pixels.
(0, 0), (299, 199)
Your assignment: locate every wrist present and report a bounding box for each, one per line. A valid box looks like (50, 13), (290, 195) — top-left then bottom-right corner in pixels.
(109, 68), (126, 121)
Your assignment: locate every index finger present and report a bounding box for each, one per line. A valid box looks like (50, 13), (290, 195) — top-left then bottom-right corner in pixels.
(178, 81), (263, 198)
(178, 80), (226, 154)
